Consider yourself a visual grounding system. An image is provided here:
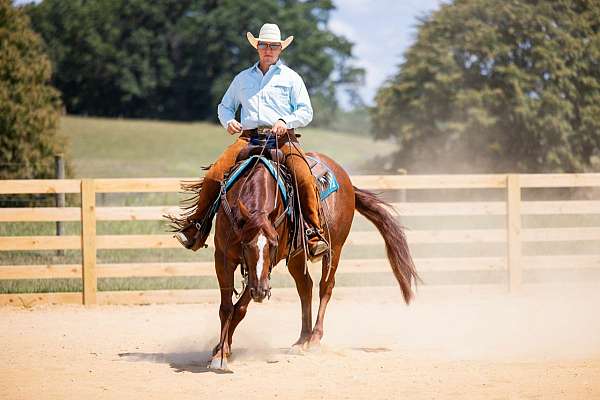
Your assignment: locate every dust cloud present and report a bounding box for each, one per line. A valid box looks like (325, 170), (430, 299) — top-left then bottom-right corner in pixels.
(168, 284), (600, 364)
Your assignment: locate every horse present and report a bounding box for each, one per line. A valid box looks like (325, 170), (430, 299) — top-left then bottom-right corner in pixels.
(177, 151), (419, 371)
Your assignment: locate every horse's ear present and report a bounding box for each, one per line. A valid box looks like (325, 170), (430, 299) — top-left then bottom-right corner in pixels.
(238, 200), (251, 223)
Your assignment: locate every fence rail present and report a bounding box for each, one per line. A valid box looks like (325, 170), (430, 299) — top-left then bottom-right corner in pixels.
(1, 173), (600, 306)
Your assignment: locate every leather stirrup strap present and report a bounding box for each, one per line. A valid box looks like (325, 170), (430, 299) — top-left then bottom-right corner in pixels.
(219, 184), (240, 232)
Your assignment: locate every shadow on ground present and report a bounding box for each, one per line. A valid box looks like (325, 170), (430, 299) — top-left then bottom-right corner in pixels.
(118, 351), (225, 374)
(117, 347), (299, 374)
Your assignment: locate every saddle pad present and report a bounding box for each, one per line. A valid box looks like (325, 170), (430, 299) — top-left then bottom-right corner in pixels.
(306, 155), (340, 200)
(221, 154), (339, 205)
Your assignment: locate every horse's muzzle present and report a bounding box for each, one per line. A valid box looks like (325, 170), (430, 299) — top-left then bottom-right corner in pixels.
(250, 286), (270, 303)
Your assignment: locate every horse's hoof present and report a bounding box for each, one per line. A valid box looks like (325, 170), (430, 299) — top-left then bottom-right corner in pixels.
(307, 340), (322, 352)
(207, 356), (232, 372)
(288, 344), (305, 355)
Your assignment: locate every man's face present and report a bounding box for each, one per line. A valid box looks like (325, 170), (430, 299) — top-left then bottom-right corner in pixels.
(257, 42), (282, 66)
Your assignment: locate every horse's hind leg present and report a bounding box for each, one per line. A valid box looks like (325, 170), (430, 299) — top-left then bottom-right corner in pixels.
(288, 253), (313, 349)
(309, 247), (341, 348)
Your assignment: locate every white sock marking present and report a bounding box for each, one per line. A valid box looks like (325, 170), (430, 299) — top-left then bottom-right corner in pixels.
(256, 233), (268, 280)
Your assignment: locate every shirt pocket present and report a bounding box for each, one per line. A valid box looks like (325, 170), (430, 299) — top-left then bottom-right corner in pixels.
(266, 84), (291, 103)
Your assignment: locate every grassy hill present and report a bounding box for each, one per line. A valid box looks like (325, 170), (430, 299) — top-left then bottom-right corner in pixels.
(59, 116), (394, 178)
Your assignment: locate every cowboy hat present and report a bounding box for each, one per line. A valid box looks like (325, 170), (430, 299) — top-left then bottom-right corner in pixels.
(247, 23), (294, 50)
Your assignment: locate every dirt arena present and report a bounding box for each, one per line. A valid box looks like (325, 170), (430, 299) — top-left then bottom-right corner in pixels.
(2, 284), (599, 399)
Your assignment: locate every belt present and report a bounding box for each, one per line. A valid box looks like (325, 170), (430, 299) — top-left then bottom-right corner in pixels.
(242, 128), (296, 136)
(241, 128), (300, 142)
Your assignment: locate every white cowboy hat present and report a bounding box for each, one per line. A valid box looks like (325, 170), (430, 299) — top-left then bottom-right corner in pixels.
(247, 23), (294, 50)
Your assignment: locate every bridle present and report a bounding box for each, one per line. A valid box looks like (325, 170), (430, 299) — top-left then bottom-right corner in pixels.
(220, 191), (287, 299)
(238, 223), (280, 300)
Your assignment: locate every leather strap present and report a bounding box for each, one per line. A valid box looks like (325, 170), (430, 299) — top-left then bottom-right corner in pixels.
(219, 183), (240, 232)
(241, 129), (301, 143)
(242, 128), (296, 136)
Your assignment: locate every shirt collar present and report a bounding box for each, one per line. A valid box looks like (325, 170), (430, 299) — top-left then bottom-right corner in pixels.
(252, 59), (284, 73)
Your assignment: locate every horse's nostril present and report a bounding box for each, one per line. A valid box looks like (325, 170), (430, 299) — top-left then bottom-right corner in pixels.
(249, 287), (268, 301)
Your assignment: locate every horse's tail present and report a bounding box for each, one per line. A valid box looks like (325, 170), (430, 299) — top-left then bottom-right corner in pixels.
(353, 186), (420, 304)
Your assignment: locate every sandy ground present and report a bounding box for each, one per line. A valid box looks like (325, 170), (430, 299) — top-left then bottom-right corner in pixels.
(1, 284), (600, 400)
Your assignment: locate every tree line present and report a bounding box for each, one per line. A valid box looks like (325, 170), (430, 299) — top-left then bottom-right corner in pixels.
(25, 0), (364, 125)
(372, 0), (600, 173)
(2, 0), (600, 182)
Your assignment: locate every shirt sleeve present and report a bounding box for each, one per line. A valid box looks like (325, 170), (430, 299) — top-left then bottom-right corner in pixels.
(281, 74), (313, 129)
(217, 75), (240, 129)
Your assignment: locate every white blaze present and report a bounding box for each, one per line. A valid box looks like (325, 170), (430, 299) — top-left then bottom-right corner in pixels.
(256, 233), (268, 280)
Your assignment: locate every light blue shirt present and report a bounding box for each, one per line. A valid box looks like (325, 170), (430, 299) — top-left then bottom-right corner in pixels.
(217, 59), (313, 130)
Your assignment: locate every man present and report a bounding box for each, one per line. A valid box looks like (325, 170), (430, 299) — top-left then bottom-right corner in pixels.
(175, 23), (328, 259)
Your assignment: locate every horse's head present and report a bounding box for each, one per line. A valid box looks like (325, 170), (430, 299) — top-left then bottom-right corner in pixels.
(237, 200), (280, 303)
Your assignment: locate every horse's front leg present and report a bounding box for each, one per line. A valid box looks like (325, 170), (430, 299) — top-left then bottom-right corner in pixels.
(208, 249), (236, 371)
(227, 286), (252, 349)
(288, 253), (313, 350)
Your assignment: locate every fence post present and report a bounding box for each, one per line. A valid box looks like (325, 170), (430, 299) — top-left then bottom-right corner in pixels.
(397, 168), (407, 203)
(81, 179), (97, 305)
(506, 174), (522, 292)
(55, 154), (65, 256)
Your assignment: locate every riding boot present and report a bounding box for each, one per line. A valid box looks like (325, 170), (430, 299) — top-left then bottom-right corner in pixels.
(292, 166), (329, 260)
(304, 197), (329, 261)
(306, 225), (329, 261)
(174, 177), (222, 251)
(281, 144), (329, 260)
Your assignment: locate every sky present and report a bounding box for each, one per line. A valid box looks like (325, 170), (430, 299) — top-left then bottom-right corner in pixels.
(329, 0), (445, 105)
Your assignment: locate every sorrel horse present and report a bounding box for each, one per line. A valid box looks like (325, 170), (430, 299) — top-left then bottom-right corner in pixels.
(187, 152), (419, 371)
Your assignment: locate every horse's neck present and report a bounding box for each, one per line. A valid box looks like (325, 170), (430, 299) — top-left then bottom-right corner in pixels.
(236, 165), (279, 213)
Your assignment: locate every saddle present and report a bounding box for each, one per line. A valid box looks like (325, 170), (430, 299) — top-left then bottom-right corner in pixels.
(235, 133), (336, 192)
(236, 134), (284, 164)
(230, 133), (339, 202)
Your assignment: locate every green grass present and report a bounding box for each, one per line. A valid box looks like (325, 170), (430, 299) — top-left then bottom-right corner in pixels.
(60, 116), (395, 178)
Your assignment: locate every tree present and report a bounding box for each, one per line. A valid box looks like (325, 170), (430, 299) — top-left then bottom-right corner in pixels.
(372, 0), (600, 173)
(26, 0), (364, 123)
(0, 0), (66, 181)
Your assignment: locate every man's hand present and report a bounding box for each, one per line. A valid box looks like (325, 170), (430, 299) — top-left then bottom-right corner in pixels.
(227, 120), (243, 135)
(272, 119), (287, 136)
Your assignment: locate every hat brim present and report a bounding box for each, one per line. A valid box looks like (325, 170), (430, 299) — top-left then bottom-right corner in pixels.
(247, 32), (294, 50)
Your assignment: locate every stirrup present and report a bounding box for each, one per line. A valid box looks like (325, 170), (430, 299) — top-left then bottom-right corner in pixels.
(308, 239), (328, 261)
(306, 226), (327, 241)
(306, 227), (329, 261)
(174, 231), (194, 249)
(174, 221), (208, 250)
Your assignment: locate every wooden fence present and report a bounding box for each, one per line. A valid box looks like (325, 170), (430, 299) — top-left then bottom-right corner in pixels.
(1, 173), (600, 306)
